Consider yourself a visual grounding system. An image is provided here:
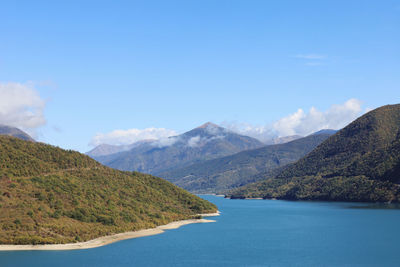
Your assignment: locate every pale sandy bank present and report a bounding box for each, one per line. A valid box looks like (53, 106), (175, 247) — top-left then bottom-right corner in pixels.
(0, 212), (220, 251)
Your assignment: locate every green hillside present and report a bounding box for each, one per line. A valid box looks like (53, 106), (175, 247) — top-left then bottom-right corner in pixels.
(160, 132), (333, 193)
(228, 104), (400, 202)
(0, 136), (217, 245)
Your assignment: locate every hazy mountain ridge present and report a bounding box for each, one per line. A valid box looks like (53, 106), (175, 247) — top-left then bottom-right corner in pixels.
(160, 131), (334, 193)
(0, 135), (216, 245)
(91, 122), (265, 175)
(265, 135), (303, 145)
(228, 104), (400, 202)
(86, 139), (156, 157)
(0, 125), (34, 142)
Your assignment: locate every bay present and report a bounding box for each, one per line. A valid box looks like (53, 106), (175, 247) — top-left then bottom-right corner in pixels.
(1, 195), (400, 266)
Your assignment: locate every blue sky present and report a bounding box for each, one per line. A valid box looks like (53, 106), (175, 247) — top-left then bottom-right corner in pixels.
(0, 0), (399, 152)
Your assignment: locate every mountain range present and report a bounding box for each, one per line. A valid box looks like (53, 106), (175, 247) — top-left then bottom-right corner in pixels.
(160, 130), (335, 193)
(90, 122), (265, 175)
(228, 104), (400, 202)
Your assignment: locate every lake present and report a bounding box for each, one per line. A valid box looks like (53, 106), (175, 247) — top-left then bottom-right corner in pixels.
(1, 195), (400, 266)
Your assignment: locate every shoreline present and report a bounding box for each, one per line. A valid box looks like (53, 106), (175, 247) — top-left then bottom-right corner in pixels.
(0, 211), (220, 251)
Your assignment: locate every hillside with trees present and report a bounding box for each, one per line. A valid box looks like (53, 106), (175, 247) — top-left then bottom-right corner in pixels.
(227, 104), (400, 202)
(0, 136), (216, 245)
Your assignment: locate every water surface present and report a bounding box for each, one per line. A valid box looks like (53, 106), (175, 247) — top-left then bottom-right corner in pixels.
(1, 195), (400, 266)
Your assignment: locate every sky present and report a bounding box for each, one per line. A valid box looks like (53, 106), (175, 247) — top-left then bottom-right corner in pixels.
(0, 0), (399, 152)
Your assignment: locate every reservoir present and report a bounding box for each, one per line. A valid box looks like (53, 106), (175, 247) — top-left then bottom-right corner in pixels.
(2, 195), (400, 266)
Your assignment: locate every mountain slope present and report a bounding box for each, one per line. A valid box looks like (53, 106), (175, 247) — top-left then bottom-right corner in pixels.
(228, 104), (400, 202)
(86, 139), (155, 157)
(264, 135), (303, 145)
(92, 122), (264, 175)
(160, 132), (334, 193)
(0, 125), (34, 142)
(86, 144), (128, 157)
(0, 136), (216, 245)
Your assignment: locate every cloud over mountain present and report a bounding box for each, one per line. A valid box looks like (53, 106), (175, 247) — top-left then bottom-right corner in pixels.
(90, 99), (365, 146)
(90, 127), (177, 146)
(273, 99), (362, 136)
(0, 82), (46, 132)
(223, 99), (365, 142)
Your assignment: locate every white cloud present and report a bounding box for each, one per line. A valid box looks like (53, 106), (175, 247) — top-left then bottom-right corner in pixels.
(90, 127), (177, 146)
(295, 54), (326, 60)
(0, 82), (46, 133)
(294, 53), (327, 66)
(90, 99), (365, 147)
(223, 99), (365, 142)
(186, 135), (225, 148)
(187, 136), (201, 147)
(221, 121), (275, 143)
(272, 109), (306, 137)
(151, 136), (179, 148)
(274, 98), (363, 137)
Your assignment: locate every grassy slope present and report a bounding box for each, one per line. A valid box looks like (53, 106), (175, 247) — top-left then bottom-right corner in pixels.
(0, 136), (216, 245)
(160, 133), (332, 193)
(228, 104), (400, 202)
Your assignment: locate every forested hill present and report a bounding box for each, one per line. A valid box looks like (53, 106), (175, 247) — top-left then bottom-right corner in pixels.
(228, 104), (400, 202)
(0, 136), (216, 245)
(160, 132), (333, 193)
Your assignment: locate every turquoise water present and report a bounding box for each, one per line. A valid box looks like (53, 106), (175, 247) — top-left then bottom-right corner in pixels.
(2, 195), (400, 266)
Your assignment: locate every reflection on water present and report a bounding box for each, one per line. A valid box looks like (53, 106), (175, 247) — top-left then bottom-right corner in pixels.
(347, 203), (400, 210)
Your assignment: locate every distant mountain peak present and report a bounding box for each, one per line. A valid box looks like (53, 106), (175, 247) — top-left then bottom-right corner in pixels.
(186, 122), (230, 138)
(197, 122), (221, 129)
(93, 121), (264, 175)
(0, 125), (35, 142)
(87, 139), (157, 157)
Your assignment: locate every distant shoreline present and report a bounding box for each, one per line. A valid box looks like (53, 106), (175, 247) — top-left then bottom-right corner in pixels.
(0, 212), (220, 251)
(195, 193), (225, 197)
